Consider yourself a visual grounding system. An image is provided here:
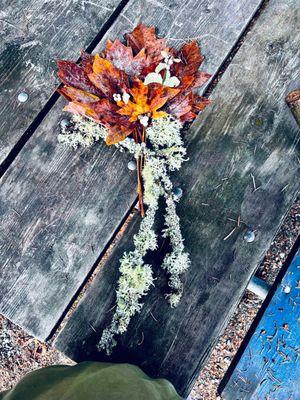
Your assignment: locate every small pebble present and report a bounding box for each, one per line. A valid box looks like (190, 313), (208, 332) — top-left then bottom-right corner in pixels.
(127, 160), (136, 171)
(243, 230), (255, 243)
(17, 91), (29, 103)
(173, 187), (183, 199)
(283, 285), (291, 294)
(60, 118), (71, 129)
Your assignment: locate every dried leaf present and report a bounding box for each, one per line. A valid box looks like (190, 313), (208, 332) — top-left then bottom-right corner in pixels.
(91, 99), (128, 126)
(58, 86), (99, 103)
(57, 60), (101, 96)
(104, 39), (147, 76)
(63, 101), (99, 120)
(176, 40), (204, 77)
(117, 79), (149, 122)
(166, 94), (192, 119)
(193, 71), (211, 88)
(191, 94), (212, 112)
(126, 23), (167, 60)
(80, 51), (94, 74)
(126, 23), (167, 75)
(117, 79), (177, 122)
(106, 125), (134, 145)
(88, 54), (128, 98)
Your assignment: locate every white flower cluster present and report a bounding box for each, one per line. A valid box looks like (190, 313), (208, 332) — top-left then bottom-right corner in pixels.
(58, 114), (191, 353)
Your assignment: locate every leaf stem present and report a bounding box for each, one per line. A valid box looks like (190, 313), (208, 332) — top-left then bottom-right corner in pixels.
(135, 127), (145, 217)
(137, 155), (145, 216)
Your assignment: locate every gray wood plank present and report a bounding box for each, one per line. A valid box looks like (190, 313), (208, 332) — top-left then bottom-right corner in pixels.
(54, 0), (300, 397)
(0, 0), (123, 165)
(0, 0), (264, 340)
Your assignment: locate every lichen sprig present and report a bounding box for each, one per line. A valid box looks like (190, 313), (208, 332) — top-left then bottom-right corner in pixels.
(58, 115), (191, 353)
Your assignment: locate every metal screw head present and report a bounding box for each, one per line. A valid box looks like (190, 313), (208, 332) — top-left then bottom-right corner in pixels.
(60, 118), (71, 129)
(243, 230), (255, 243)
(173, 187), (183, 199)
(127, 160), (136, 171)
(17, 91), (29, 103)
(283, 285), (291, 294)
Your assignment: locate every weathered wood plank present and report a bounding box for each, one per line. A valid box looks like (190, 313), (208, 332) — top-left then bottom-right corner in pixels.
(0, 0), (263, 341)
(54, 0), (300, 397)
(220, 243), (300, 400)
(0, 0), (124, 165)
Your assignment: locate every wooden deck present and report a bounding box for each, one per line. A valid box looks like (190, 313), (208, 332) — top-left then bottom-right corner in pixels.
(0, 0), (299, 397)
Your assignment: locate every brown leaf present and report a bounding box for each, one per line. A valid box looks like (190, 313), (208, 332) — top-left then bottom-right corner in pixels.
(106, 125), (134, 145)
(58, 86), (100, 103)
(63, 101), (99, 120)
(57, 60), (101, 96)
(193, 71), (212, 88)
(104, 39), (147, 76)
(179, 40), (204, 76)
(167, 92), (210, 121)
(80, 51), (94, 74)
(91, 99), (133, 130)
(191, 94), (212, 112)
(172, 40), (205, 81)
(88, 54), (129, 98)
(126, 23), (167, 73)
(166, 94), (192, 119)
(180, 111), (197, 122)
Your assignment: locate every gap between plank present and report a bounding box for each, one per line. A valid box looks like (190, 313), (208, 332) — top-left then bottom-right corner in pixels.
(204, 0), (269, 97)
(46, 0), (270, 343)
(0, 0), (130, 178)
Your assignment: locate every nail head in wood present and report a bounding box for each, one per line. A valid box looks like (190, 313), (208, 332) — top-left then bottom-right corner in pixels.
(60, 118), (71, 129)
(243, 229), (255, 243)
(127, 160), (137, 171)
(173, 187), (183, 199)
(283, 285), (291, 294)
(17, 91), (29, 103)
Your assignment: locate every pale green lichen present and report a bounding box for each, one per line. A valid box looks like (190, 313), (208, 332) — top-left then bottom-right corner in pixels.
(98, 181), (160, 354)
(58, 115), (108, 148)
(59, 114), (191, 354)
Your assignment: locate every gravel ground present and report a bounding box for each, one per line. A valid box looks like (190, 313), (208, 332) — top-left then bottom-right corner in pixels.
(0, 196), (299, 397)
(0, 316), (74, 391)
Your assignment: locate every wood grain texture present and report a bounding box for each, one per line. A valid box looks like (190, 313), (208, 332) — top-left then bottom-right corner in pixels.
(54, 0), (300, 397)
(0, 0), (123, 164)
(0, 0), (263, 341)
(221, 246), (300, 400)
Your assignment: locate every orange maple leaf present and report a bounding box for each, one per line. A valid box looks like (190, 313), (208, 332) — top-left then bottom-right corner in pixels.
(117, 79), (179, 122)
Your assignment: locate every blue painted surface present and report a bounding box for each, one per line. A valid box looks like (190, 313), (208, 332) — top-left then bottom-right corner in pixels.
(222, 248), (300, 400)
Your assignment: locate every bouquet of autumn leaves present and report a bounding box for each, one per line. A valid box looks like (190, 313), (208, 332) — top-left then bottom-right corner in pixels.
(57, 23), (211, 354)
